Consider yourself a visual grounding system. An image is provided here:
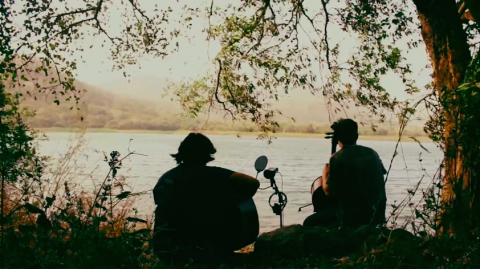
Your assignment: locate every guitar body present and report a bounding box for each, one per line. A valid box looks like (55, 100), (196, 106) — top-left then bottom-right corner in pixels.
(310, 176), (338, 212)
(230, 198), (259, 250)
(300, 126), (339, 213)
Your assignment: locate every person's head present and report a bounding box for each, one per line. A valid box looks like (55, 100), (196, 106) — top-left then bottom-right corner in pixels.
(170, 133), (216, 165)
(332, 119), (358, 147)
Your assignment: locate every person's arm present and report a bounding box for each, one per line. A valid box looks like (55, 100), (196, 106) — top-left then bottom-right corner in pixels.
(229, 172), (260, 200)
(322, 163), (331, 195)
(373, 150), (387, 175)
(323, 157), (340, 196)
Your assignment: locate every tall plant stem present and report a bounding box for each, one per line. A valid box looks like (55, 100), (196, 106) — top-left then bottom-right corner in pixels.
(0, 112), (5, 269)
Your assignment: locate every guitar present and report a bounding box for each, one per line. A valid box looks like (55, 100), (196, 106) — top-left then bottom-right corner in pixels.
(153, 169), (259, 252)
(310, 130), (339, 212)
(231, 198), (259, 250)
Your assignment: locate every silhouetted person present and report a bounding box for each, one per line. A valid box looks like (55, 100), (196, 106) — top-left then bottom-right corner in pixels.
(304, 119), (387, 228)
(153, 133), (259, 262)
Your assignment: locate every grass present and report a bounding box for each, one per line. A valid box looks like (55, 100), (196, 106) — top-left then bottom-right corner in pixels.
(37, 127), (433, 142)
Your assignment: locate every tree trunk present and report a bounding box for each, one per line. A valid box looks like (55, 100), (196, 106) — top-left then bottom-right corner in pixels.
(411, 0), (472, 235)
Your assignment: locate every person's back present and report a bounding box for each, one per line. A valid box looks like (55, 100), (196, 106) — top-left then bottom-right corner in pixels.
(328, 144), (386, 226)
(153, 133), (259, 261)
(322, 119), (387, 228)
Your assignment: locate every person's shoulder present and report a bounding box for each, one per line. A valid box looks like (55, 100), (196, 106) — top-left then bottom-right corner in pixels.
(333, 145), (377, 159)
(158, 167), (178, 183)
(206, 166), (235, 175)
(160, 166), (178, 177)
(350, 144), (378, 154)
(359, 145), (380, 156)
(332, 145), (356, 157)
(354, 146), (384, 167)
(330, 147), (346, 160)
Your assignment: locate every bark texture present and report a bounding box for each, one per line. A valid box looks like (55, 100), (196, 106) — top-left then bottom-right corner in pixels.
(411, 0), (472, 234)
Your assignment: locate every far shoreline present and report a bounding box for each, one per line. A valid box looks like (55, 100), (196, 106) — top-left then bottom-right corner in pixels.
(36, 127), (433, 143)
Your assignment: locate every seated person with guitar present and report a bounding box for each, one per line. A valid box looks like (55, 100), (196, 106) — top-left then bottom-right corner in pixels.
(304, 119), (387, 228)
(152, 133), (260, 262)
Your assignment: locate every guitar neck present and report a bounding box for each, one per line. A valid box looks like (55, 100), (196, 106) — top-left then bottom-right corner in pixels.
(326, 131), (338, 156)
(331, 138), (337, 155)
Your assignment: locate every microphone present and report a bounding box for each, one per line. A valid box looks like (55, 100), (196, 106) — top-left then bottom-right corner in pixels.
(325, 131), (335, 139)
(263, 167), (278, 180)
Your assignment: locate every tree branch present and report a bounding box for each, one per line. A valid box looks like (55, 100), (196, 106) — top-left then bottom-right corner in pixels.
(465, 0), (480, 23)
(320, 0), (332, 71)
(298, 0), (332, 71)
(458, 1), (467, 16)
(52, 7), (96, 22)
(214, 59), (235, 119)
(243, 0), (270, 56)
(128, 0), (151, 22)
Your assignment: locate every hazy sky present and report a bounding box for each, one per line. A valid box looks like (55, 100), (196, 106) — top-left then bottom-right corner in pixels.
(74, 0), (222, 85)
(71, 0), (431, 101)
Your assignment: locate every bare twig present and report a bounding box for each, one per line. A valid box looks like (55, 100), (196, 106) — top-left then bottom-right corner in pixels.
(459, 2), (467, 16)
(320, 0), (332, 71)
(214, 59), (235, 119)
(127, 0), (151, 22)
(51, 7), (97, 22)
(0, 114), (7, 268)
(206, 0), (214, 60)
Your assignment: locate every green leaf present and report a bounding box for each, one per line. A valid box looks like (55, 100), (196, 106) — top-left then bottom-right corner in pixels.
(130, 228), (151, 236)
(49, 43), (56, 50)
(54, 100), (60, 105)
(458, 82), (473, 91)
(116, 191), (131, 200)
(94, 202), (107, 211)
(126, 217), (147, 223)
(37, 214), (52, 229)
(24, 203), (45, 214)
(18, 225), (37, 233)
(96, 215), (108, 222)
(21, 75), (29, 81)
(46, 196), (56, 209)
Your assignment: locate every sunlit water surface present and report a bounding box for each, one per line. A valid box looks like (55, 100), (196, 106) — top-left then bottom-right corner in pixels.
(39, 133), (443, 233)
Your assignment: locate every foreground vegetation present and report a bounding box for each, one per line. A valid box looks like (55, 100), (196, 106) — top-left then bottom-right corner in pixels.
(1, 132), (476, 269)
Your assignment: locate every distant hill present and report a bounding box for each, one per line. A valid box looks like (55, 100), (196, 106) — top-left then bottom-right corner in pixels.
(3, 59), (425, 136)
(98, 76), (362, 124)
(97, 75), (426, 129)
(16, 81), (184, 131)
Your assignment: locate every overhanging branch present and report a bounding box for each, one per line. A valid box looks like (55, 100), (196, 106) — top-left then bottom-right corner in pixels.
(213, 59), (235, 119)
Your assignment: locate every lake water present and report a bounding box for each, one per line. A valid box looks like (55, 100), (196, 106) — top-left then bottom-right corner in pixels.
(39, 132), (443, 233)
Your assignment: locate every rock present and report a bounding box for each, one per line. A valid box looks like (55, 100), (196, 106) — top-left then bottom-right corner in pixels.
(255, 225), (348, 258)
(254, 225), (304, 258)
(386, 228), (424, 265)
(343, 225), (378, 252)
(254, 223), (425, 266)
(303, 225), (346, 256)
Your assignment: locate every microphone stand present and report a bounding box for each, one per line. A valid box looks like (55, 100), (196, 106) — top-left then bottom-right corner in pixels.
(265, 168), (287, 228)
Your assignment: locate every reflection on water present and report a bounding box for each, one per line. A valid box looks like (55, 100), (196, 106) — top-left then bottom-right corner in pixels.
(39, 132), (443, 233)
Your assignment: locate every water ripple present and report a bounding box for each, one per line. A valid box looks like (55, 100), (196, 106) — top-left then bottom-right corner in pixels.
(40, 133), (443, 233)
